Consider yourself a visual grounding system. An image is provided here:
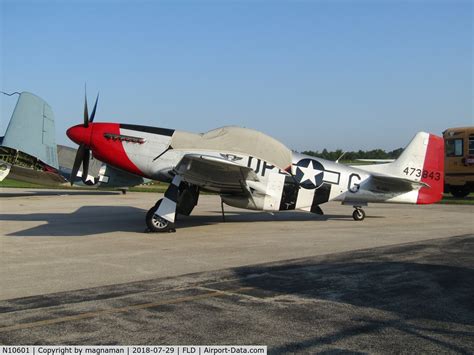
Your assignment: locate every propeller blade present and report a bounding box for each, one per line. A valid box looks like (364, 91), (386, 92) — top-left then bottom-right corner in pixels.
(89, 93), (99, 123)
(70, 144), (86, 185)
(82, 148), (90, 180)
(83, 90), (89, 127)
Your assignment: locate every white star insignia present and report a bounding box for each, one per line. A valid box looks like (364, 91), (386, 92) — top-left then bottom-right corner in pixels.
(298, 160), (324, 186)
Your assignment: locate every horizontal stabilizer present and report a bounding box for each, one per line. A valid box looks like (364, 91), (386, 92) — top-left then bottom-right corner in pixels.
(366, 173), (430, 193)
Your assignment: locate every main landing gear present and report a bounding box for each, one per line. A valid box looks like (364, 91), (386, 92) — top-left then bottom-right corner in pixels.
(145, 177), (200, 233)
(146, 199), (175, 233)
(352, 207), (366, 221)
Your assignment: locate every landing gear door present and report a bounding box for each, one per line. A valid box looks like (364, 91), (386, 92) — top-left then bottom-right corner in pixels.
(263, 171), (286, 211)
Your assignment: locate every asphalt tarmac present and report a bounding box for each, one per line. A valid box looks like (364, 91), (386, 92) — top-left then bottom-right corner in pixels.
(0, 188), (473, 352)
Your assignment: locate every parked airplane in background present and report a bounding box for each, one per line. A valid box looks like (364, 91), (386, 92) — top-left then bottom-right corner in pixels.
(0, 91), (146, 190)
(67, 94), (444, 233)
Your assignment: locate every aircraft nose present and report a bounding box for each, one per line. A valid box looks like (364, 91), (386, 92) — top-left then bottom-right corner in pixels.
(66, 124), (92, 146)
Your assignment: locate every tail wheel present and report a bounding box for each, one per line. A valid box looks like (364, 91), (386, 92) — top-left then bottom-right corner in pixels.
(352, 208), (365, 221)
(146, 199), (174, 233)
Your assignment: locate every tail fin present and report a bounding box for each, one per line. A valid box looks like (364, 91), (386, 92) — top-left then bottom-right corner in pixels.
(1, 92), (58, 169)
(387, 132), (444, 204)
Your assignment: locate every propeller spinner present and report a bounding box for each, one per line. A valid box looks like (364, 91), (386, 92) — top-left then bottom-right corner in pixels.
(66, 92), (99, 185)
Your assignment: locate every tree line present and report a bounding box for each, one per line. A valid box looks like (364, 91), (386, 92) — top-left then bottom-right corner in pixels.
(301, 147), (404, 162)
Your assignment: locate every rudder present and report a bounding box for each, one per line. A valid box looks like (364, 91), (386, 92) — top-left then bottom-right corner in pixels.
(416, 134), (444, 204)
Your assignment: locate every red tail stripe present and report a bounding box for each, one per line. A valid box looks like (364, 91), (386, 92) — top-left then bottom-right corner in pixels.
(417, 134), (444, 204)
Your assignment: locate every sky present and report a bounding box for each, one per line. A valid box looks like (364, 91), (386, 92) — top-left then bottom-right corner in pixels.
(1, 0), (472, 152)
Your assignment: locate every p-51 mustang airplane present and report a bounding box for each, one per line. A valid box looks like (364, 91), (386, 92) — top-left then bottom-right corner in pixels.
(67, 95), (444, 233)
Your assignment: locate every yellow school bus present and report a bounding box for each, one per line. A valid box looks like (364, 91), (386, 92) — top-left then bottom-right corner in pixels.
(443, 126), (474, 197)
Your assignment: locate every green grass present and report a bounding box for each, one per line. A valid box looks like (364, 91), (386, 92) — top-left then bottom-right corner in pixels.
(0, 178), (169, 192)
(439, 193), (474, 205)
(0, 178), (46, 188)
(0, 178), (105, 191)
(129, 184), (169, 193)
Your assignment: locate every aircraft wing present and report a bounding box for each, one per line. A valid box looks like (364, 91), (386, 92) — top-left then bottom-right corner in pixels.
(174, 154), (259, 194)
(2, 92), (58, 169)
(365, 172), (430, 193)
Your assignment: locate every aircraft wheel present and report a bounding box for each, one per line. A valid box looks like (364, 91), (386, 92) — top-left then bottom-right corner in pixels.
(352, 208), (365, 221)
(146, 199), (175, 233)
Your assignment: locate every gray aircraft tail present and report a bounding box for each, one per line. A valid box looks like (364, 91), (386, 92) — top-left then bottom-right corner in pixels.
(2, 92), (58, 169)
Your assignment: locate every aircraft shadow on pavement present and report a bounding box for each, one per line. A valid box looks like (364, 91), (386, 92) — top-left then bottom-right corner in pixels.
(1, 206), (145, 237)
(1, 207), (385, 236)
(228, 236), (474, 353)
(176, 210), (384, 229)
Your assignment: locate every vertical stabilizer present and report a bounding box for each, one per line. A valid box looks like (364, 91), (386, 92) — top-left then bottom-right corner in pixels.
(385, 132), (444, 203)
(358, 132), (444, 204)
(2, 92), (58, 169)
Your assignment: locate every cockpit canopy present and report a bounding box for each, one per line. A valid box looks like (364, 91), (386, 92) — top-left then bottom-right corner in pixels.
(171, 126), (292, 169)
